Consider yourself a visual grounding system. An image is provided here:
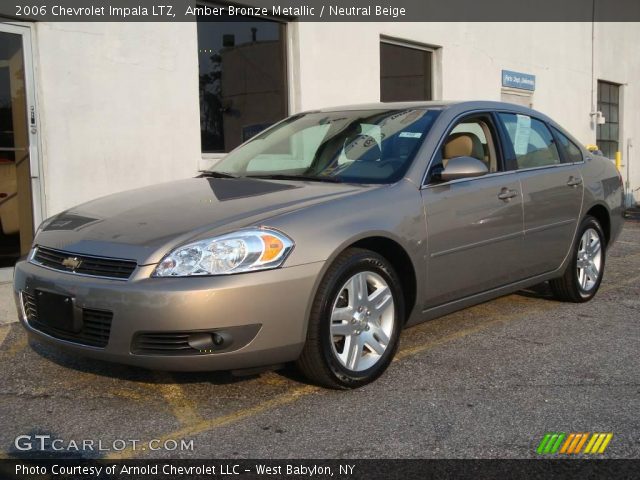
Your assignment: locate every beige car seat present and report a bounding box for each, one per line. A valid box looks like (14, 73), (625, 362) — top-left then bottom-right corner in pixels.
(442, 132), (486, 168)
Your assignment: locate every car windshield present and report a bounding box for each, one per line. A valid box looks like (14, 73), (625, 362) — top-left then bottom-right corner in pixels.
(209, 108), (441, 184)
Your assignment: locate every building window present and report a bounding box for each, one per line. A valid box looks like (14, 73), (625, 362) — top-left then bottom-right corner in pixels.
(597, 80), (620, 159)
(197, 7), (287, 153)
(380, 41), (433, 102)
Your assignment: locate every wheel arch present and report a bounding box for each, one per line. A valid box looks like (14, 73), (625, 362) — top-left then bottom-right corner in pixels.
(345, 236), (418, 325)
(585, 203), (611, 246)
(303, 231), (420, 331)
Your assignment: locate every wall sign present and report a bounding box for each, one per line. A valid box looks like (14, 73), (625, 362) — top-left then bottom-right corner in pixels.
(502, 70), (536, 91)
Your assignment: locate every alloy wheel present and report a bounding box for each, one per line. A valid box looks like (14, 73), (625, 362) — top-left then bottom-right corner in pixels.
(576, 227), (603, 292)
(329, 271), (395, 372)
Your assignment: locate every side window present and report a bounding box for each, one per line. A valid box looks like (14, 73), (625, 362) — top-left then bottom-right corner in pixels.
(429, 117), (499, 181)
(498, 114), (561, 169)
(552, 128), (583, 163)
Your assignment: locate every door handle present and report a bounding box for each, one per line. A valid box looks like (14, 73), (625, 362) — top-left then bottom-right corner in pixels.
(498, 188), (518, 200)
(567, 176), (583, 187)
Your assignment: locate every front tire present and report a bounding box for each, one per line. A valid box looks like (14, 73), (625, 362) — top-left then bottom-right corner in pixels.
(296, 248), (404, 389)
(550, 215), (606, 302)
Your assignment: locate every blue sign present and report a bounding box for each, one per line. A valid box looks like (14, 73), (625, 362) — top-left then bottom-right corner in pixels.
(502, 70), (536, 91)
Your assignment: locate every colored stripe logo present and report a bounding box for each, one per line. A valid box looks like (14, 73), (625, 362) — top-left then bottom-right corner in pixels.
(537, 433), (612, 454)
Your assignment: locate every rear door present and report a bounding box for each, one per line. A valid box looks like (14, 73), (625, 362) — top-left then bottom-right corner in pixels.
(421, 113), (525, 308)
(496, 113), (583, 274)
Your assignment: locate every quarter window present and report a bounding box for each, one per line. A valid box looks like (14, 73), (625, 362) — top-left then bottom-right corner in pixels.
(197, 7), (288, 153)
(552, 128), (583, 163)
(498, 114), (561, 169)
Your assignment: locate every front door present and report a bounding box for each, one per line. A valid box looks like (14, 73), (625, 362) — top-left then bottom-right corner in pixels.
(422, 175), (524, 307)
(421, 114), (525, 308)
(0, 23), (40, 272)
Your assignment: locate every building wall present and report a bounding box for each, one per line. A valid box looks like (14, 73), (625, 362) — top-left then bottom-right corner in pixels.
(33, 22), (202, 216)
(33, 21), (640, 218)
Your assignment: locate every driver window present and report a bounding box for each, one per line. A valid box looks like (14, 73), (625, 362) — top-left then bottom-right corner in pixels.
(429, 117), (499, 181)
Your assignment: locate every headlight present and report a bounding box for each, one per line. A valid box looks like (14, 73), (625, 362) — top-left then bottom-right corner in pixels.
(152, 228), (294, 277)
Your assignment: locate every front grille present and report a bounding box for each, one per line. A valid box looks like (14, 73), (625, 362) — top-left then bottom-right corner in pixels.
(22, 291), (113, 348)
(31, 246), (137, 280)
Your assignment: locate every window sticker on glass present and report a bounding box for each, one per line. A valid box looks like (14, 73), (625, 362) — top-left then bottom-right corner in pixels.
(360, 124), (383, 144)
(513, 114), (531, 156)
(399, 132), (422, 138)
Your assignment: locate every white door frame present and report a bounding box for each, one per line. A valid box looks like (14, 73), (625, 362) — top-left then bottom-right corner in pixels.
(0, 21), (43, 281)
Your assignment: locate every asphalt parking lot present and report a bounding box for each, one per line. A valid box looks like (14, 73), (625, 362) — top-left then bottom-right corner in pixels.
(0, 221), (639, 460)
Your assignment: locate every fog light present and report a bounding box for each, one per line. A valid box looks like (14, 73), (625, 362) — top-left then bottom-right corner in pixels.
(187, 332), (215, 351)
(187, 331), (233, 352)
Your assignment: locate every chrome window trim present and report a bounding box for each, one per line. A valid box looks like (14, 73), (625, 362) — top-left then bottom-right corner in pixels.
(512, 161), (585, 173)
(420, 108), (585, 189)
(420, 169), (517, 190)
(420, 161), (584, 190)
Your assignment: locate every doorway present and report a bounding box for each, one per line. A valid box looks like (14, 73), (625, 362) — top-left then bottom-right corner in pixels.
(0, 23), (40, 273)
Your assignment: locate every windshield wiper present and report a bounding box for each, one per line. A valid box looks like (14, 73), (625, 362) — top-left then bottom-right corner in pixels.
(198, 171), (238, 179)
(246, 174), (342, 183)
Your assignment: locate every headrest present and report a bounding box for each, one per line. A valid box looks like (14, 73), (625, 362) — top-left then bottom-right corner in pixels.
(443, 132), (484, 160)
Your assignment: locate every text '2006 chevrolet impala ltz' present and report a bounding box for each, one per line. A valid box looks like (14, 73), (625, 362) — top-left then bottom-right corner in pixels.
(14, 101), (623, 388)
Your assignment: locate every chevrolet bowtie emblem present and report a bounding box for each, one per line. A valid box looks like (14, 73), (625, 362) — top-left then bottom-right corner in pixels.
(61, 257), (82, 270)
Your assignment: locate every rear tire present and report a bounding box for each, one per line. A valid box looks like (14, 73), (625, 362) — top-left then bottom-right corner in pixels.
(296, 248), (404, 389)
(550, 215), (606, 302)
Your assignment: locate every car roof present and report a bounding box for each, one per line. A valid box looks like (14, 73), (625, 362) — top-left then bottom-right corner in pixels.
(312, 100), (554, 124)
(315, 101), (454, 111)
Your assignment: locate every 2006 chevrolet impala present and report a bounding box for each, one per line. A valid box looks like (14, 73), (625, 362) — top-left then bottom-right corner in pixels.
(14, 101), (624, 388)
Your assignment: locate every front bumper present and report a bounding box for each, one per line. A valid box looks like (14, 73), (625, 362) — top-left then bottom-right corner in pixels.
(13, 260), (324, 371)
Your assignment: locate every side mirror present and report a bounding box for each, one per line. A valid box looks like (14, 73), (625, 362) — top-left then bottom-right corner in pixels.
(439, 156), (489, 181)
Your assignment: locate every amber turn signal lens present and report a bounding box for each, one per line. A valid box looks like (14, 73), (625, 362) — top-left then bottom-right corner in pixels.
(259, 234), (285, 262)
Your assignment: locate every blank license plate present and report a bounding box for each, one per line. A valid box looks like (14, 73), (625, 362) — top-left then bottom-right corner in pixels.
(35, 290), (77, 332)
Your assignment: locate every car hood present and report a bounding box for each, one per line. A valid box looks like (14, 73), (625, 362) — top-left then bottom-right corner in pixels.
(36, 177), (370, 265)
